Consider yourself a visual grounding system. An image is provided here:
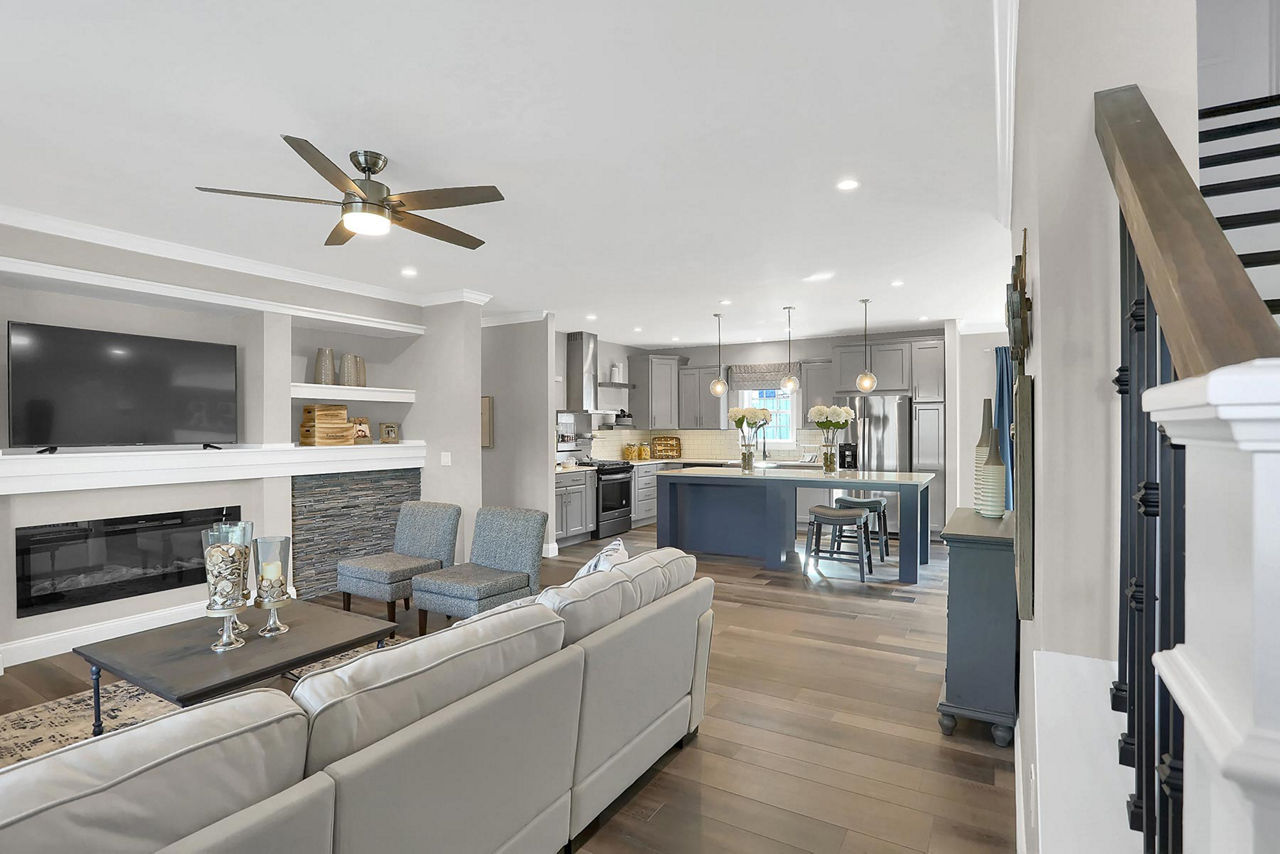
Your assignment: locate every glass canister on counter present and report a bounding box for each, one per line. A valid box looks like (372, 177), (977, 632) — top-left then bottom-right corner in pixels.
(622, 443), (639, 461)
(637, 442), (651, 460)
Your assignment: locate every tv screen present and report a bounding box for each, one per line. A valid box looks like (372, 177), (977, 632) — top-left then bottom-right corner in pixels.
(8, 322), (238, 448)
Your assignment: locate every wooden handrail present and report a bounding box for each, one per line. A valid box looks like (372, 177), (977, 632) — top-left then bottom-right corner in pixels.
(1095, 84), (1280, 378)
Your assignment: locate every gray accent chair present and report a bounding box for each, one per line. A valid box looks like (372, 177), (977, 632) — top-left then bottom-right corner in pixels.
(413, 506), (548, 633)
(834, 495), (890, 563)
(804, 504), (872, 582)
(338, 501), (461, 632)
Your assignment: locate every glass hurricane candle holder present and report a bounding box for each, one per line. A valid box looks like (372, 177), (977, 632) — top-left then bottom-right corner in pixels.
(202, 521), (253, 653)
(213, 521), (253, 636)
(252, 536), (293, 637)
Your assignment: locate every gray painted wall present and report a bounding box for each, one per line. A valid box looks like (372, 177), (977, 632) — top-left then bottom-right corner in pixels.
(482, 318), (555, 545)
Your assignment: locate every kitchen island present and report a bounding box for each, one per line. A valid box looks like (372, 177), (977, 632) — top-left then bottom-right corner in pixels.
(656, 467), (935, 583)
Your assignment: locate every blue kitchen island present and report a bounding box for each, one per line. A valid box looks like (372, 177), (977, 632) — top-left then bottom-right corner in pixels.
(656, 466), (935, 584)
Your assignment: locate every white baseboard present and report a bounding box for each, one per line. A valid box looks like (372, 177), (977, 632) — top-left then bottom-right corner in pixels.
(542, 542), (559, 558)
(0, 601), (206, 670)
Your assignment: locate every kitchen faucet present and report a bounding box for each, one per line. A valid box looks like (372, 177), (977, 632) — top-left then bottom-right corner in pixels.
(761, 435), (768, 461)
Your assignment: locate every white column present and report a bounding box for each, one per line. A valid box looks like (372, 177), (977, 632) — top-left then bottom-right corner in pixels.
(1144, 357), (1280, 853)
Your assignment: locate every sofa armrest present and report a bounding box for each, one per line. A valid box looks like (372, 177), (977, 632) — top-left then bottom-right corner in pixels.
(689, 609), (714, 733)
(157, 772), (335, 854)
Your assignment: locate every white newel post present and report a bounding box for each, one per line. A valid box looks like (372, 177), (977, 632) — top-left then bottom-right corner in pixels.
(1144, 358), (1280, 853)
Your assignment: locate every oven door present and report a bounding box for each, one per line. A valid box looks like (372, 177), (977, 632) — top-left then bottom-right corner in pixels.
(597, 472), (632, 521)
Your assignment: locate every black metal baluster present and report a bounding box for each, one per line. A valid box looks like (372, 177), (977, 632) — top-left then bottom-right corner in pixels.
(1113, 217), (1134, 732)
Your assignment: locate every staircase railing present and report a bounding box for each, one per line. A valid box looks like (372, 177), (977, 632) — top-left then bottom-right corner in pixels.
(1095, 84), (1280, 854)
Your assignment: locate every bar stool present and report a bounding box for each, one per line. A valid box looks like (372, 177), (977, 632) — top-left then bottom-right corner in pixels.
(835, 496), (889, 562)
(804, 505), (871, 582)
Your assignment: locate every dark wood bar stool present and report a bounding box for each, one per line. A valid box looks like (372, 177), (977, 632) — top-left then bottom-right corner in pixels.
(835, 496), (889, 562)
(804, 505), (871, 582)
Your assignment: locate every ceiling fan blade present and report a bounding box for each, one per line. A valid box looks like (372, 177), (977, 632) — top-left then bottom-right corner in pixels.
(391, 212), (484, 249)
(324, 221), (355, 246)
(281, 135), (366, 200)
(196, 187), (340, 206)
(386, 186), (504, 211)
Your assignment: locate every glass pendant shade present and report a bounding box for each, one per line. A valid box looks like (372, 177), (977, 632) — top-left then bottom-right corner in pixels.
(709, 375), (728, 397)
(855, 298), (876, 393)
(855, 371), (878, 393)
(710, 312), (728, 398)
(780, 374), (800, 393)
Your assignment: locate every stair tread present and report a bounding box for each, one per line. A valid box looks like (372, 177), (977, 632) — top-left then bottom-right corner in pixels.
(1216, 209), (1280, 230)
(1201, 116), (1280, 143)
(1200, 93), (1280, 120)
(1202, 174), (1280, 197)
(1238, 249), (1280, 268)
(1202, 144), (1280, 169)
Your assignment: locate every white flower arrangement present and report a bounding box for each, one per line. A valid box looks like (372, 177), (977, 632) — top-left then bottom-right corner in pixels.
(808, 405), (854, 429)
(728, 407), (772, 437)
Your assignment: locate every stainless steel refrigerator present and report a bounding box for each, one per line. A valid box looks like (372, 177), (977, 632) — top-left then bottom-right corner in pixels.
(835, 393), (913, 534)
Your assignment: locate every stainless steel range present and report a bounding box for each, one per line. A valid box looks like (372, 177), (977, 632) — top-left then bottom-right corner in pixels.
(591, 460), (633, 538)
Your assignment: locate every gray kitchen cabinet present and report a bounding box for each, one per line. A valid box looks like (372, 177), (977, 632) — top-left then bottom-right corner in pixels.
(678, 366), (729, 429)
(554, 487), (568, 538)
(555, 470), (595, 541)
(800, 360), (834, 407)
(832, 343), (909, 392)
(911, 340), (945, 402)
(914, 402), (946, 534)
(629, 355), (684, 429)
(563, 485), (588, 537)
(938, 510), (1017, 746)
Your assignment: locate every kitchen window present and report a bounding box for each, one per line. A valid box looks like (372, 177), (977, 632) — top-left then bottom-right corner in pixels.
(737, 389), (798, 445)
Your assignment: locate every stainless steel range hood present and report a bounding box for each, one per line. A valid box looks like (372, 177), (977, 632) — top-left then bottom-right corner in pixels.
(565, 331), (598, 413)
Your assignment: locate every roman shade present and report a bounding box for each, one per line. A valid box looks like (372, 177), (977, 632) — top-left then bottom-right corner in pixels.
(727, 362), (793, 391)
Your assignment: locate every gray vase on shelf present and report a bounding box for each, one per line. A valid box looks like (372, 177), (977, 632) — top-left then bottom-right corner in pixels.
(338, 353), (359, 386)
(354, 355), (367, 387)
(314, 348), (336, 385)
(974, 398), (992, 511)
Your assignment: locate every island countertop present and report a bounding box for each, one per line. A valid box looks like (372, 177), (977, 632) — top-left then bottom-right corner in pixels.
(656, 466), (935, 488)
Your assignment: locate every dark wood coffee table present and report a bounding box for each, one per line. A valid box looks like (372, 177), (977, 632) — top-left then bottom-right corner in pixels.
(73, 600), (396, 735)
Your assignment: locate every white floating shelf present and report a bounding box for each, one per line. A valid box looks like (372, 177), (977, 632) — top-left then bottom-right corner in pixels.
(0, 442), (427, 496)
(290, 382), (417, 404)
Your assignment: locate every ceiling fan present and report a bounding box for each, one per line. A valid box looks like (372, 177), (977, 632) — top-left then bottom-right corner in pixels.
(197, 135), (503, 249)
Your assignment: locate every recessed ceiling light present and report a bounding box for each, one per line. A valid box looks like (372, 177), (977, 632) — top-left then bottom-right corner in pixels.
(671, 336), (680, 342)
(400, 266), (418, 278)
(719, 299), (732, 305)
(890, 279), (904, 288)
(918, 315), (930, 322)
(836, 178), (860, 192)
(755, 337), (763, 343)
(803, 271), (835, 283)
(633, 326), (643, 332)
(586, 314), (598, 321)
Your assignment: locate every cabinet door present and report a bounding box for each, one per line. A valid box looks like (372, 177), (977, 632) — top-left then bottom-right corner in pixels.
(911, 340), (945, 402)
(870, 343), (910, 392)
(554, 489), (568, 538)
(651, 358), (680, 429)
(564, 486), (588, 536)
(678, 368), (701, 429)
(801, 361), (834, 407)
(697, 366), (727, 429)
(833, 346), (864, 392)
(913, 403), (945, 470)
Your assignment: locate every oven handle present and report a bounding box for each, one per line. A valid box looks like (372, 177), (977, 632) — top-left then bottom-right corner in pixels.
(600, 473), (632, 482)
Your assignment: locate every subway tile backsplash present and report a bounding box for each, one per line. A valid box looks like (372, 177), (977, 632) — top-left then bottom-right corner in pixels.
(590, 428), (827, 461)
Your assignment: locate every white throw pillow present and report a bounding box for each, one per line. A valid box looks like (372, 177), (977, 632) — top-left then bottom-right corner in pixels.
(573, 538), (629, 578)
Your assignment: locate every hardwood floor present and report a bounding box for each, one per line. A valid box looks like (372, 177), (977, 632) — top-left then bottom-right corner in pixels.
(0, 524), (1015, 853)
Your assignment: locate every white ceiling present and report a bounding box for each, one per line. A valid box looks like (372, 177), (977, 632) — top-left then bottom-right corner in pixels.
(0, 1), (1010, 347)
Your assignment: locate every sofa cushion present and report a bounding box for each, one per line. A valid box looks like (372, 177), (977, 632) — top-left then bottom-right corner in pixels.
(412, 562), (530, 600)
(291, 603), (565, 774)
(535, 569), (640, 645)
(0, 688), (307, 853)
(610, 547), (698, 607)
(573, 538), (629, 579)
(337, 552), (441, 584)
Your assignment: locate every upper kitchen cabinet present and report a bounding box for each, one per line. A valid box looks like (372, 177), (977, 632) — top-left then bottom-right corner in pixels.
(677, 366), (728, 429)
(911, 340), (945, 402)
(800, 360), (834, 407)
(833, 342), (910, 393)
(629, 355), (685, 429)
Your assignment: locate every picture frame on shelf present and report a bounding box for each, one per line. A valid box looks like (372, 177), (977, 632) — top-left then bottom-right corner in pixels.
(379, 422), (401, 444)
(353, 417), (372, 445)
(481, 396), (494, 448)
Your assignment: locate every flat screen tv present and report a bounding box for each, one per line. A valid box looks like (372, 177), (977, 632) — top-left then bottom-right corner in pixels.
(8, 322), (238, 448)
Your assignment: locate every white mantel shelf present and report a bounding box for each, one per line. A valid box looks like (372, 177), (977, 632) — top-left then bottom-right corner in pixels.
(0, 442), (427, 496)
(290, 382), (417, 404)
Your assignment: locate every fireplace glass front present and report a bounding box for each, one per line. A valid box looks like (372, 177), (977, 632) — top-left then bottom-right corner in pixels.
(16, 506), (241, 618)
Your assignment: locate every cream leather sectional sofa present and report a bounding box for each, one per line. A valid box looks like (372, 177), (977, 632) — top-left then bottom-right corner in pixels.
(0, 548), (713, 854)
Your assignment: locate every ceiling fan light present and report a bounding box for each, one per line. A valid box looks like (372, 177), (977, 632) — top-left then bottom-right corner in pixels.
(341, 203), (390, 236)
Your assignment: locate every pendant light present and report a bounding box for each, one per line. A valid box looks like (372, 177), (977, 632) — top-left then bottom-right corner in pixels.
(710, 313), (728, 397)
(780, 306), (799, 393)
(855, 298), (878, 392)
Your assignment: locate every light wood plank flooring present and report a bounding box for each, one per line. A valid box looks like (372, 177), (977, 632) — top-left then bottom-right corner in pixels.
(0, 524), (1015, 853)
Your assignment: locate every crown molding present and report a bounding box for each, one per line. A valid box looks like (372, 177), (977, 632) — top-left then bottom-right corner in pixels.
(482, 310), (548, 327)
(421, 288), (493, 307)
(0, 203), (426, 306)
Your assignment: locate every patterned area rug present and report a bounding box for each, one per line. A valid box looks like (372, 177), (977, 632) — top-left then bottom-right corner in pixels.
(0, 637), (406, 770)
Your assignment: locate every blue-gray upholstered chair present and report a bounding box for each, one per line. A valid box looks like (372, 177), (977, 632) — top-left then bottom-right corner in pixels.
(834, 495), (890, 563)
(412, 506), (548, 634)
(338, 501), (461, 633)
(804, 504), (872, 582)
